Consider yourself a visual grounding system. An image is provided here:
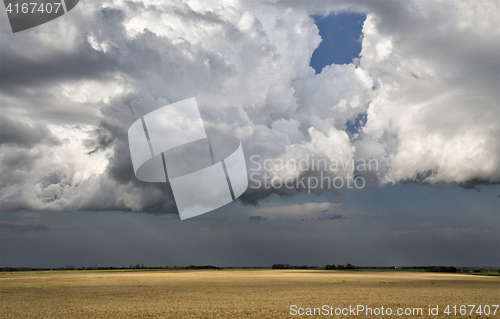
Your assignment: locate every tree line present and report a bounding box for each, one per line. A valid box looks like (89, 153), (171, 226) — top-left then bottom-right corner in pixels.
(271, 263), (356, 270)
(325, 263), (355, 270)
(2, 265), (498, 273)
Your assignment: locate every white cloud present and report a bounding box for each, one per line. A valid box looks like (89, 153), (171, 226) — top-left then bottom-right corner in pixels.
(358, 6), (499, 184)
(0, 0), (498, 213)
(246, 201), (332, 220)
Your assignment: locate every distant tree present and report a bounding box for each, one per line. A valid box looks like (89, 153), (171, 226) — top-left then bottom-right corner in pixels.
(325, 264), (336, 270)
(337, 265), (345, 269)
(345, 263), (355, 270)
(186, 265), (218, 269)
(426, 266), (457, 273)
(272, 264), (290, 269)
(300, 265), (308, 269)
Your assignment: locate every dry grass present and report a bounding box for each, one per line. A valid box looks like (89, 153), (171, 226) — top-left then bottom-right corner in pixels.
(0, 269), (498, 318)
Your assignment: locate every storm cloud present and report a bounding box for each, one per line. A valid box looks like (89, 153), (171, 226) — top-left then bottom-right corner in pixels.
(0, 116), (60, 148)
(0, 0), (498, 214)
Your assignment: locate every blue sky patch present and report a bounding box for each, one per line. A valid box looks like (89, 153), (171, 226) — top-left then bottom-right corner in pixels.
(346, 112), (367, 135)
(310, 12), (366, 73)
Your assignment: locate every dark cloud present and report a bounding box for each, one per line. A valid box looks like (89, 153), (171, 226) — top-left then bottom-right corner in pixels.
(458, 179), (500, 191)
(0, 116), (60, 148)
(326, 214), (344, 220)
(0, 0), (497, 216)
(315, 214), (344, 221)
(0, 147), (44, 192)
(238, 185), (298, 206)
(0, 40), (119, 93)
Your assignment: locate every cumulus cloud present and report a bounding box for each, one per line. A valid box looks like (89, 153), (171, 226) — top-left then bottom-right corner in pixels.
(0, 116), (60, 148)
(0, 0), (498, 214)
(245, 202), (337, 220)
(356, 7), (499, 185)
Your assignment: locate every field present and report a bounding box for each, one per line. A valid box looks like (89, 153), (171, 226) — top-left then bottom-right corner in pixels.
(1, 269), (498, 318)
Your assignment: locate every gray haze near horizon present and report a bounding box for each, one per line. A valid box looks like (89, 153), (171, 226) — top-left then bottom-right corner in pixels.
(1, 184), (498, 268)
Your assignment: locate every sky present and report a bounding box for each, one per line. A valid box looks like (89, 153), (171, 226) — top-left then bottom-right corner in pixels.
(0, 0), (499, 268)
(310, 12), (365, 72)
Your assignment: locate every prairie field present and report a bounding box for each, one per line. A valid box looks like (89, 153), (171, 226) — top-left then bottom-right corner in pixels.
(0, 269), (498, 318)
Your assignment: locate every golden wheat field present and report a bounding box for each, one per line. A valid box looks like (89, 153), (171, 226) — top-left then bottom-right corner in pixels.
(0, 269), (498, 318)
